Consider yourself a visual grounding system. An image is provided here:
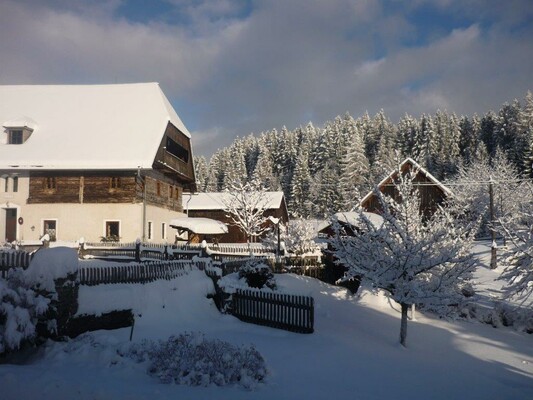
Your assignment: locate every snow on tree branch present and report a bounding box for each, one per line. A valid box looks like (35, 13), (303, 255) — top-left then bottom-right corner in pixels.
(330, 168), (479, 346)
(222, 179), (272, 243)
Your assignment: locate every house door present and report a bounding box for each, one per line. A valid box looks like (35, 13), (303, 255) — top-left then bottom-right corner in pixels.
(5, 208), (17, 242)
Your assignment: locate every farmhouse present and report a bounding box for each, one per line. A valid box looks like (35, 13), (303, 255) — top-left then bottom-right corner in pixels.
(181, 192), (289, 243)
(360, 157), (453, 217)
(0, 83), (196, 244)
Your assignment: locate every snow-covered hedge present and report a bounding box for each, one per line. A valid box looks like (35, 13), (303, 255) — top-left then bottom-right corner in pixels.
(461, 302), (533, 333)
(0, 269), (51, 354)
(237, 259), (276, 290)
(127, 332), (267, 389)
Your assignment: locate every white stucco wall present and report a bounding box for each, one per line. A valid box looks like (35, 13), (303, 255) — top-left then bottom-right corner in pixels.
(1, 172), (188, 244)
(0, 172), (28, 242)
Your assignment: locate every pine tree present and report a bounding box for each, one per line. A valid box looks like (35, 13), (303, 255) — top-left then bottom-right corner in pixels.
(339, 118), (369, 209)
(289, 150), (313, 218)
(193, 155), (209, 192)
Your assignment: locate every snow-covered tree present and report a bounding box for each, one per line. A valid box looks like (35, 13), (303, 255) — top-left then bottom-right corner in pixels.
(330, 169), (478, 347)
(447, 149), (523, 236)
(497, 183), (533, 306)
(1, 270), (50, 354)
(285, 220), (319, 256)
(222, 180), (272, 243)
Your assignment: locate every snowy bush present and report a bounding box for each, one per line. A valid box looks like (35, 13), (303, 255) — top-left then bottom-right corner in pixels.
(0, 269), (51, 354)
(127, 332), (267, 389)
(238, 259), (276, 290)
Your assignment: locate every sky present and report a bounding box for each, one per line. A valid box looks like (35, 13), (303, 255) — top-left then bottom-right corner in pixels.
(1, 0), (532, 157)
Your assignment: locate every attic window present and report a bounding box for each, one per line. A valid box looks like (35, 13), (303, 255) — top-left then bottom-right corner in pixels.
(9, 130), (23, 144)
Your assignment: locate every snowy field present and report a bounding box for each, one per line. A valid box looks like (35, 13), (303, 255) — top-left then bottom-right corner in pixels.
(1, 247), (532, 399)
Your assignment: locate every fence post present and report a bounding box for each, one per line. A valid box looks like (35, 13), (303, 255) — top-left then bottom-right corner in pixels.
(135, 241), (141, 262)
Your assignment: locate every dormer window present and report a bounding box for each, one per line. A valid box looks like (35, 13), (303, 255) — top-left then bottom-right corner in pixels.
(3, 117), (37, 145)
(9, 130), (23, 144)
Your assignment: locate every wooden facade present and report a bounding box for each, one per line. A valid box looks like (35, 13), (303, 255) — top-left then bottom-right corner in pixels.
(152, 122), (196, 192)
(26, 124), (195, 213)
(187, 198), (289, 243)
(360, 158), (451, 218)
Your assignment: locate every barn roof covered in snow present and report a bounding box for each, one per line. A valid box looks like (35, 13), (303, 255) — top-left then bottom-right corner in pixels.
(317, 211), (384, 234)
(182, 192), (286, 211)
(0, 83), (190, 170)
(169, 218), (228, 235)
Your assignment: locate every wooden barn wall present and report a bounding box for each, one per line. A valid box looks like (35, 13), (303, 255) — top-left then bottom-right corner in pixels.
(28, 171), (184, 212)
(187, 208), (288, 243)
(152, 122), (196, 189)
(362, 172), (447, 217)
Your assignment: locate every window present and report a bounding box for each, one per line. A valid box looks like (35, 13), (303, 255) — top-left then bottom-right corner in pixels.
(45, 177), (56, 190)
(109, 177), (121, 189)
(165, 137), (189, 163)
(105, 221), (120, 241)
(156, 182), (161, 196)
(9, 130), (23, 144)
(4, 177), (8, 192)
(161, 223), (166, 240)
(13, 176), (18, 193)
(169, 185), (173, 199)
(148, 221), (153, 240)
(43, 220), (57, 242)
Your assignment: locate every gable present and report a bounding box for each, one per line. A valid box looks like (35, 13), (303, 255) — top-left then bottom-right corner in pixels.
(360, 158), (452, 215)
(152, 122), (196, 187)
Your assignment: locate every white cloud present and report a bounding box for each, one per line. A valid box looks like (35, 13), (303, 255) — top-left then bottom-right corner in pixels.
(0, 0), (532, 156)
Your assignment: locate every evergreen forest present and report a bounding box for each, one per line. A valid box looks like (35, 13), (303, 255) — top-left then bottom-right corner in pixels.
(194, 91), (533, 219)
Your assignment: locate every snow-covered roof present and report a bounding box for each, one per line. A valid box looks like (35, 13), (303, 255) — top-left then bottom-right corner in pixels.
(317, 211), (384, 232)
(169, 217), (228, 235)
(359, 157), (453, 206)
(0, 83), (190, 170)
(182, 192), (285, 211)
(3, 116), (37, 130)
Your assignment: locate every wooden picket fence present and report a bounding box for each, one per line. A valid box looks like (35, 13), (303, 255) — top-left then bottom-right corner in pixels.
(0, 250), (35, 278)
(81, 242), (203, 262)
(231, 289), (314, 333)
(78, 260), (196, 286)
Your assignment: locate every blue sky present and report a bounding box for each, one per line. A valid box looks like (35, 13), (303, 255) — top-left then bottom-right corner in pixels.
(1, 0), (532, 156)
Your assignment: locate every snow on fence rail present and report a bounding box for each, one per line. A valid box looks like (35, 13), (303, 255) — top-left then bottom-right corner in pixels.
(78, 259), (201, 285)
(207, 243), (277, 256)
(81, 242), (203, 262)
(231, 289), (314, 334)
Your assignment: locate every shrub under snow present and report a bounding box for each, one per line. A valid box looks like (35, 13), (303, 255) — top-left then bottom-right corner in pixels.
(238, 259), (277, 290)
(0, 269), (51, 354)
(127, 332), (267, 389)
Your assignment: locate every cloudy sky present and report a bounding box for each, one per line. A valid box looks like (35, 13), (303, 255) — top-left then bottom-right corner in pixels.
(1, 0), (532, 156)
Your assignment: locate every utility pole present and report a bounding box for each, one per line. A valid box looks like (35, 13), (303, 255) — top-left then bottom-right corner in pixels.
(489, 176), (497, 269)
(137, 167), (146, 242)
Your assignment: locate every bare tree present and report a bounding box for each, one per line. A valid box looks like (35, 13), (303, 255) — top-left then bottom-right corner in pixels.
(223, 179), (272, 244)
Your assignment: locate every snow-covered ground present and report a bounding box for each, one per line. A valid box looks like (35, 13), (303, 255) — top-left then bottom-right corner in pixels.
(1, 247), (532, 399)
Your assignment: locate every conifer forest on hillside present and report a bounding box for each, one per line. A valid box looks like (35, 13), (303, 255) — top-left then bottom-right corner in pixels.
(194, 91), (533, 219)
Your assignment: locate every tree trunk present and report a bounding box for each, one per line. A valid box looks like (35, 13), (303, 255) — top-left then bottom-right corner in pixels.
(400, 302), (409, 347)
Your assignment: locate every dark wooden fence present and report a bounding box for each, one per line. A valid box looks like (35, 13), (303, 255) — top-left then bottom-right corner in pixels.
(78, 260), (195, 285)
(0, 250), (35, 278)
(81, 242), (203, 262)
(231, 289), (314, 333)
